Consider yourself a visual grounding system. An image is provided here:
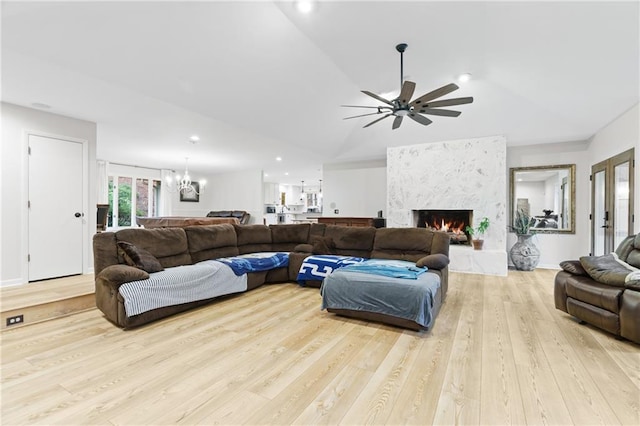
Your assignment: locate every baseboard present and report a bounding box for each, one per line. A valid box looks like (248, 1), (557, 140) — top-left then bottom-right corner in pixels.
(0, 278), (24, 288)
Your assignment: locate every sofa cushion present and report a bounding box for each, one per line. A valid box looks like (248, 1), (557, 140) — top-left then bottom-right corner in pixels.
(117, 241), (164, 273)
(626, 235), (640, 268)
(565, 275), (623, 313)
(416, 254), (450, 269)
(615, 235), (636, 262)
(372, 228), (444, 262)
(323, 225), (376, 258)
(116, 227), (192, 268)
(270, 224), (311, 251)
(270, 224), (310, 243)
(235, 224), (273, 254)
(559, 260), (588, 276)
(311, 236), (335, 255)
(185, 224), (240, 263)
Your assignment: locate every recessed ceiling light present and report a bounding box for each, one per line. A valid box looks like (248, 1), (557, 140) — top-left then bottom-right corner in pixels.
(285, 172), (289, 176)
(276, 156), (282, 161)
(265, 173), (269, 177)
(31, 102), (51, 109)
(189, 135), (200, 143)
(458, 73), (472, 83)
(295, 0), (314, 14)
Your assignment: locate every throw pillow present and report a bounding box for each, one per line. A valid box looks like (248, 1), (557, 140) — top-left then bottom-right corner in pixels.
(311, 236), (335, 255)
(117, 241), (164, 273)
(559, 260), (587, 276)
(416, 254), (450, 269)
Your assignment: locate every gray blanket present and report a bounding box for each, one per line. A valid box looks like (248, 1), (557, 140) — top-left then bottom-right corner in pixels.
(580, 253), (638, 287)
(321, 269), (441, 329)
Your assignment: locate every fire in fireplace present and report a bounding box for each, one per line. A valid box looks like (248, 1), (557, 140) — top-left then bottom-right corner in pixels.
(414, 209), (473, 245)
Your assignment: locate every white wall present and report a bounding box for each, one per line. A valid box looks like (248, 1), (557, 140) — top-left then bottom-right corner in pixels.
(1, 103), (97, 286)
(587, 103), (639, 234)
(171, 169), (264, 224)
(322, 160), (387, 218)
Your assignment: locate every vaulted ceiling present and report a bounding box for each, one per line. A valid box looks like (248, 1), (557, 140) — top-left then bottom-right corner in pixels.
(2, 1), (638, 184)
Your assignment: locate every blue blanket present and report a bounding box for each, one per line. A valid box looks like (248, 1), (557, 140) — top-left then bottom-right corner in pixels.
(297, 255), (365, 284)
(340, 259), (427, 279)
(217, 252), (289, 276)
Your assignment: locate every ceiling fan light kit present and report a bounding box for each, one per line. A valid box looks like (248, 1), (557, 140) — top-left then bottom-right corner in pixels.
(343, 43), (474, 129)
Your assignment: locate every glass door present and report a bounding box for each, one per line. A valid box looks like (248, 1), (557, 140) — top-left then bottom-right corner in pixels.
(591, 148), (635, 255)
(591, 164), (607, 255)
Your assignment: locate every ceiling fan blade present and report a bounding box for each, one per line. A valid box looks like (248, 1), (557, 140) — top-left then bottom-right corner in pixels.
(414, 108), (462, 117)
(409, 83), (459, 107)
(341, 105), (386, 109)
(343, 111), (383, 120)
(398, 80), (416, 106)
(392, 115), (403, 129)
(361, 90), (394, 106)
(408, 113), (433, 126)
(423, 97), (474, 108)
(363, 113), (392, 128)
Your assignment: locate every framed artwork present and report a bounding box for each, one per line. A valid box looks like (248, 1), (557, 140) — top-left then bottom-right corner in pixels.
(180, 182), (200, 202)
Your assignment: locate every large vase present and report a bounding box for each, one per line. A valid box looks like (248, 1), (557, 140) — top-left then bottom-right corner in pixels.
(510, 234), (540, 271)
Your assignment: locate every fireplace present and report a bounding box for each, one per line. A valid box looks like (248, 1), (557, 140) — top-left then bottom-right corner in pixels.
(413, 209), (473, 245)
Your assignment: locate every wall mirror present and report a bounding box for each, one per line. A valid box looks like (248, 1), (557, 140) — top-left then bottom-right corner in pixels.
(509, 164), (576, 234)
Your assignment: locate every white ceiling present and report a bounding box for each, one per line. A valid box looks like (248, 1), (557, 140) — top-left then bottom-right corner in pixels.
(2, 1), (638, 185)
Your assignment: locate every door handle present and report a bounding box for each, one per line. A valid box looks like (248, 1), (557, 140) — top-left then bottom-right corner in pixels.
(74, 212), (82, 218)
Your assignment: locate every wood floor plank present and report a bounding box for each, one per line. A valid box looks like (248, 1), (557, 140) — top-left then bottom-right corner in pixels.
(432, 273), (484, 425)
(503, 300), (574, 425)
(479, 275), (527, 425)
(383, 281), (465, 425)
(1, 270), (638, 425)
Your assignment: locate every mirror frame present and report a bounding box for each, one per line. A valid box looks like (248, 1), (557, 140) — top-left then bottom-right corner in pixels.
(509, 164), (576, 234)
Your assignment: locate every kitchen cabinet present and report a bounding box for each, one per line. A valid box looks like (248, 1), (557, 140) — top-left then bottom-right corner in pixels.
(263, 183), (280, 205)
(285, 185), (304, 206)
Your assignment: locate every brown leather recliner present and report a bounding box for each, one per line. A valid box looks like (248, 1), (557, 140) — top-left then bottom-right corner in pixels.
(206, 210), (251, 224)
(554, 234), (640, 344)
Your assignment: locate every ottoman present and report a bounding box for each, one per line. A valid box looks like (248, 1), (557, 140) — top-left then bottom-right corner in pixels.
(320, 266), (443, 331)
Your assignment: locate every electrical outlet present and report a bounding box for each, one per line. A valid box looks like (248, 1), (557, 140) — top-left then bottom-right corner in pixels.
(6, 315), (24, 326)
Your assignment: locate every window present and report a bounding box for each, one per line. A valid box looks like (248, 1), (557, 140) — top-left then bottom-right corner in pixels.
(108, 174), (161, 229)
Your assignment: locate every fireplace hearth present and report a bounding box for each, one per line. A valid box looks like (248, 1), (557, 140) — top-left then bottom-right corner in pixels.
(414, 209), (473, 245)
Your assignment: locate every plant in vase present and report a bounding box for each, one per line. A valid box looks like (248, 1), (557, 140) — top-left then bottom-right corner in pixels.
(466, 217), (490, 250)
(509, 209), (540, 271)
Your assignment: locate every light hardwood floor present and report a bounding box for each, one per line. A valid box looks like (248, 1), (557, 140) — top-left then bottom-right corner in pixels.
(1, 269), (638, 425)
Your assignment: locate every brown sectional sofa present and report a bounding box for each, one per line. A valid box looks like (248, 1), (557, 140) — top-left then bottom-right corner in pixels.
(554, 234), (640, 344)
(93, 223), (450, 329)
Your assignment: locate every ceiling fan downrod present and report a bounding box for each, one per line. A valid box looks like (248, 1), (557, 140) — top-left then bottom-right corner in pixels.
(396, 43), (408, 92)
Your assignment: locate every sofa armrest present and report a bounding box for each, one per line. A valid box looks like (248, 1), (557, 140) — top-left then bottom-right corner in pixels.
(97, 264), (150, 291)
(95, 264), (149, 327)
(416, 253), (450, 269)
(294, 243), (313, 253)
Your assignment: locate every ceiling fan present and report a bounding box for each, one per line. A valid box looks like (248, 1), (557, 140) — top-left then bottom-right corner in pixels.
(343, 43), (473, 129)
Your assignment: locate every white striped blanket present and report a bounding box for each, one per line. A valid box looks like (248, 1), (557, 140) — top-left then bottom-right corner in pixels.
(119, 260), (247, 317)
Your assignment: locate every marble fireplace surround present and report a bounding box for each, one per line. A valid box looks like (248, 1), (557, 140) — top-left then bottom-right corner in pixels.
(387, 136), (508, 276)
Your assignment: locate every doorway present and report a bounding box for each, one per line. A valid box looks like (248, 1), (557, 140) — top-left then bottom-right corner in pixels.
(28, 134), (86, 281)
(591, 148), (635, 256)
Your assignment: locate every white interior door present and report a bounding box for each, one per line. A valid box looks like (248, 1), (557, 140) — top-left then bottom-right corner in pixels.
(28, 135), (84, 281)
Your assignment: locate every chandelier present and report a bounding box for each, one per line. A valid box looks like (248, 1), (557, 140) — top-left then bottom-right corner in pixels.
(165, 157), (206, 195)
